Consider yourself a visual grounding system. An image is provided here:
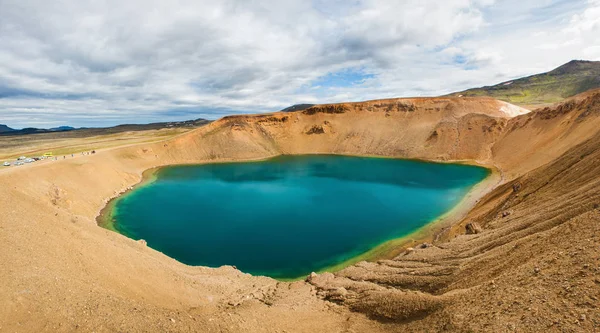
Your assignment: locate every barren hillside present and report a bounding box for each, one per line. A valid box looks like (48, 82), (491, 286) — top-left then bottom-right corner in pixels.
(1, 92), (599, 332)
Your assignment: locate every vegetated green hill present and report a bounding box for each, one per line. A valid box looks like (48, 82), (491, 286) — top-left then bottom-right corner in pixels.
(449, 60), (600, 106)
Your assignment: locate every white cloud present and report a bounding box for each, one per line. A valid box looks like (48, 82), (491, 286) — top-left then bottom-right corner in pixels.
(0, 0), (596, 127)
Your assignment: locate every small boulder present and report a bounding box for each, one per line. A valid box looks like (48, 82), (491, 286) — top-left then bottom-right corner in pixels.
(306, 272), (318, 283)
(138, 239), (147, 246)
(512, 182), (522, 193)
(404, 247), (415, 255)
(328, 287), (348, 298)
(465, 222), (483, 235)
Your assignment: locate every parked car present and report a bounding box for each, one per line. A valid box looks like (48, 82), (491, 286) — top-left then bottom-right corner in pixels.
(3, 162), (10, 166)
(18, 156), (27, 160)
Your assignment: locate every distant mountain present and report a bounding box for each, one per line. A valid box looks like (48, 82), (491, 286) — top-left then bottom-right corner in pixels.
(0, 118), (211, 137)
(448, 60), (600, 106)
(105, 118), (210, 132)
(0, 125), (77, 136)
(49, 126), (76, 132)
(18, 128), (50, 135)
(0, 124), (15, 133)
(281, 104), (316, 112)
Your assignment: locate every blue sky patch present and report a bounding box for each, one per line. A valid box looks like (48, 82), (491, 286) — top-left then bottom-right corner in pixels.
(311, 68), (376, 89)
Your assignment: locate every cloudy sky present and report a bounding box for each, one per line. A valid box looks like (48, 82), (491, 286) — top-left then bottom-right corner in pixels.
(1, 0), (599, 128)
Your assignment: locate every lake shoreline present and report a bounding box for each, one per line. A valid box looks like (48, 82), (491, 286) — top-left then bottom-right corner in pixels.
(96, 154), (500, 281)
(311, 166), (501, 279)
(97, 167), (161, 232)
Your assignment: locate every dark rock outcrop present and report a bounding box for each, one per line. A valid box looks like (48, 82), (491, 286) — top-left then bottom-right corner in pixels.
(306, 125), (325, 135)
(465, 222), (483, 235)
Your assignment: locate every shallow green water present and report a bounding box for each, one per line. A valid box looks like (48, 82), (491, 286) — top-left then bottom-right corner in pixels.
(107, 155), (489, 279)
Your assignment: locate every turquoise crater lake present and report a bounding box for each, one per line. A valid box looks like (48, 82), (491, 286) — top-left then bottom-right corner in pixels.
(105, 155), (489, 279)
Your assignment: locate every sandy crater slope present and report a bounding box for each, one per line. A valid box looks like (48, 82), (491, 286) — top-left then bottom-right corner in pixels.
(1, 93), (600, 332)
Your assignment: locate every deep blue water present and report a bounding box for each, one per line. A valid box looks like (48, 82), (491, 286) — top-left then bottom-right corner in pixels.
(109, 155), (489, 279)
